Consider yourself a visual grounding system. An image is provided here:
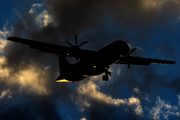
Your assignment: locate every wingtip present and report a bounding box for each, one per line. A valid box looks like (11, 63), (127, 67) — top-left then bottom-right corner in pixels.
(7, 36), (11, 40)
(166, 61), (176, 65)
(7, 36), (14, 40)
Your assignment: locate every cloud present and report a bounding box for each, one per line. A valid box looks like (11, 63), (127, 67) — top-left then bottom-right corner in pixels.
(0, 23), (13, 53)
(150, 96), (180, 120)
(0, 89), (12, 99)
(0, 56), (50, 95)
(133, 88), (141, 95)
(140, 0), (163, 11)
(29, 3), (43, 14)
(80, 117), (86, 120)
(13, 63), (51, 94)
(0, 27), (10, 38)
(75, 81), (144, 116)
(35, 10), (53, 27)
(0, 57), (10, 78)
(0, 23), (51, 95)
(77, 81), (127, 105)
(29, 3), (53, 27)
(2, 0), (180, 119)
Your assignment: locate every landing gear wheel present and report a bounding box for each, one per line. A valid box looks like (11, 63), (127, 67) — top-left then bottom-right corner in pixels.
(102, 75), (108, 81)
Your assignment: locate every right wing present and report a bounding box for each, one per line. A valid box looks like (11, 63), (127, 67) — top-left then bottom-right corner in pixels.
(116, 56), (176, 66)
(7, 37), (95, 57)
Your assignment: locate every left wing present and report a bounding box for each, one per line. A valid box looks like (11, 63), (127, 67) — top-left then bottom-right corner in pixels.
(116, 56), (176, 66)
(7, 37), (95, 57)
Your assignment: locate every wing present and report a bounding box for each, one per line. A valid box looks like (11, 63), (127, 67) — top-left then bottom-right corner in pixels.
(7, 37), (95, 57)
(116, 56), (176, 65)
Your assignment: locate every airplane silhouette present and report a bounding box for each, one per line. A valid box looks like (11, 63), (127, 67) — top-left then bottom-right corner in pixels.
(7, 35), (176, 82)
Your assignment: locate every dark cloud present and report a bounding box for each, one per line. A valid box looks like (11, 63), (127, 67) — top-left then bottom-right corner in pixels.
(0, 95), (62, 120)
(1, 0), (180, 120)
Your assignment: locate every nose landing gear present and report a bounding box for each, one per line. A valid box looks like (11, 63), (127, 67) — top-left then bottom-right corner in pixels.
(102, 66), (112, 81)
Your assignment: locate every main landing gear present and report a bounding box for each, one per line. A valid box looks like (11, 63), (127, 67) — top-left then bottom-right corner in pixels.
(102, 66), (112, 81)
(102, 75), (108, 81)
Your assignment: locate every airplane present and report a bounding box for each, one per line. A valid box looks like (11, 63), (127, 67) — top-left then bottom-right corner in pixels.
(7, 35), (176, 82)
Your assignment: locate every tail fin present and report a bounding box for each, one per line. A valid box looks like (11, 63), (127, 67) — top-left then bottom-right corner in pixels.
(59, 55), (70, 74)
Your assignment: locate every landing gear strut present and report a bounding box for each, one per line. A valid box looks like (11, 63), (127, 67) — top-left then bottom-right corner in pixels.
(102, 66), (112, 81)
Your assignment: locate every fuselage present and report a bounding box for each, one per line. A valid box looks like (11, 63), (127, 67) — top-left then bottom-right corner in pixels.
(57, 40), (130, 82)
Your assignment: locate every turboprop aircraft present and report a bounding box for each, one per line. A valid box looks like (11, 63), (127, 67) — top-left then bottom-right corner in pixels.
(7, 35), (176, 82)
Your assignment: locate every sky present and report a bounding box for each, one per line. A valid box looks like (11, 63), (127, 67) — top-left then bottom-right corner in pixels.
(0, 0), (180, 120)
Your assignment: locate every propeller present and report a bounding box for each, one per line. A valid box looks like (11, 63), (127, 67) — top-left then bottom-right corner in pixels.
(125, 48), (137, 57)
(103, 48), (137, 79)
(66, 35), (88, 61)
(126, 48), (137, 68)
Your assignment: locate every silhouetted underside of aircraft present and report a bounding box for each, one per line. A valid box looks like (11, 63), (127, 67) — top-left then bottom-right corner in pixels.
(7, 35), (176, 82)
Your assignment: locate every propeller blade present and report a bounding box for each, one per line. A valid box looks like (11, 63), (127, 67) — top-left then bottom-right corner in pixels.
(128, 64), (130, 69)
(126, 48), (137, 57)
(75, 35), (77, 46)
(129, 48), (137, 55)
(66, 41), (74, 47)
(78, 41), (88, 48)
(76, 57), (79, 61)
(66, 35), (88, 61)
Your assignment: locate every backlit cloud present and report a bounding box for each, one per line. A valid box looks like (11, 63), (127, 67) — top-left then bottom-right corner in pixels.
(0, 56), (50, 95)
(0, 24), (51, 95)
(35, 10), (53, 27)
(29, 3), (53, 28)
(80, 117), (86, 120)
(29, 3), (43, 14)
(150, 96), (180, 120)
(0, 24), (13, 53)
(76, 81), (144, 116)
(0, 89), (12, 99)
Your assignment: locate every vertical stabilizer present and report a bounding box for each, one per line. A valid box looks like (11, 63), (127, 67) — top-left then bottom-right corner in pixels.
(59, 55), (70, 74)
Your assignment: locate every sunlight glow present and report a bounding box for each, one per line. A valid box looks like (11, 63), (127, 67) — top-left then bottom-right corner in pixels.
(56, 79), (73, 82)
